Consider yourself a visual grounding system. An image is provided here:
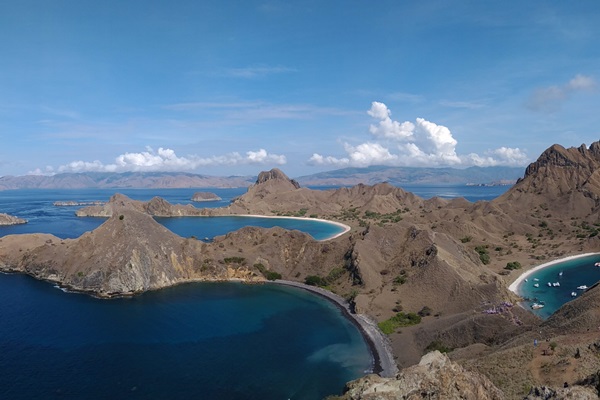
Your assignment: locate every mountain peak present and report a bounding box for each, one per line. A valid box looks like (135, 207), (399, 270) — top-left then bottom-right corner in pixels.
(255, 168), (300, 189)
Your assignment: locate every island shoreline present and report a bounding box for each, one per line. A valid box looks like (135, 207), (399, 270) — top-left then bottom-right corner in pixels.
(233, 214), (351, 241)
(270, 279), (398, 378)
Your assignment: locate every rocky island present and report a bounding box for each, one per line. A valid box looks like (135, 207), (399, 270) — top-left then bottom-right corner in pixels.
(191, 191), (222, 202)
(0, 213), (27, 226)
(2, 141), (600, 398)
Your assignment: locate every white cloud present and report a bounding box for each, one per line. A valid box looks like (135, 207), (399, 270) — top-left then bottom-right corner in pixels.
(464, 147), (529, 167)
(308, 102), (529, 168)
(44, 147), (287, 174)
(527, 74), (597, 112)
(309, 143), (397, 168)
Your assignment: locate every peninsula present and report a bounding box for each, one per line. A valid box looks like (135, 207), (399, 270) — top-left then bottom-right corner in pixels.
(2, 141), (600, 398)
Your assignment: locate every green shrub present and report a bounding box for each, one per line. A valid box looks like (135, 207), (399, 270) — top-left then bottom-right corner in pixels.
(460, 236), (472, 243)
(265, 271), (282, 281)
(378, 312), (422, 334)
(425, 340), (452, 354)
(305, 275), (327, 287)
(475, 245), (490, 265)
(504, 261), (522, 270)
(418, 306), (432, 317)
(224, 257), (246, 264)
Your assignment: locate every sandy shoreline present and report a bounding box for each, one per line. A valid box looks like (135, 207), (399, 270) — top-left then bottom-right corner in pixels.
(508, 252), (600, 295)
(234, 214), (351, 241)
(271, 279), (398, 378)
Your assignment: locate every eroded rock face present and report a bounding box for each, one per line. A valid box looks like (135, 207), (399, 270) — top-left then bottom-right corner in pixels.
(341, 351), (505, 400)
(255, 168), (300, 189)
(524, 385), (598, 400)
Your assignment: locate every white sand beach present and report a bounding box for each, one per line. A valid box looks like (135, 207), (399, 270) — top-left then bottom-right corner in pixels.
(235, 214), (351, 241)
(508, 252), (600, 294)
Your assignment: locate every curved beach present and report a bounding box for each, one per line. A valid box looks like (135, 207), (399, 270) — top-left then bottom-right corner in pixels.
(508, 252), (600, 295)
(272, 279), (398, 378)
(235, 214), (351, 241)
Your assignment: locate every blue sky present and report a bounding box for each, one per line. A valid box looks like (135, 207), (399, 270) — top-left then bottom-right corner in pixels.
(1, 1), (599, 178)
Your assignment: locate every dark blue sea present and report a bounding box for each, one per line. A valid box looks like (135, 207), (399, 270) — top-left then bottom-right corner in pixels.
(0, 275), (371, 399)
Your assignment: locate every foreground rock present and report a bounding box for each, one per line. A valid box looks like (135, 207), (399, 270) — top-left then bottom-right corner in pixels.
(0, 213), (27, 225)
(340, 351), (504, 400)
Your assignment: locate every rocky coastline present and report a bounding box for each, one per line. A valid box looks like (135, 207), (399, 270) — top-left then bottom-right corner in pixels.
(0, 213), (27, 226)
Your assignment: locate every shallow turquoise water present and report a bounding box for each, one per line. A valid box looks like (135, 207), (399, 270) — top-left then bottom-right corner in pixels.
(515, 254), (600, 318)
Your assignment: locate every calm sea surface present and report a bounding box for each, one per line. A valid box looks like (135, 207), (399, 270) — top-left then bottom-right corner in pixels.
(3, 183), (580, 398)
(515, 254), (600, 319)
(0, 275), (371, 399)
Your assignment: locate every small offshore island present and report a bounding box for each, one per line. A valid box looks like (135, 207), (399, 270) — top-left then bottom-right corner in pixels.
(191, 191), (222, 202)
(0, 213), (27, 226)
(2, 142), (600, 398)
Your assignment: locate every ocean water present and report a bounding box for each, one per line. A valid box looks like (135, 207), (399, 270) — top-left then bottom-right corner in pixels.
(0, 275), (371, 399)
(0, 189), (343, 241)
(515, 254), (600, 318)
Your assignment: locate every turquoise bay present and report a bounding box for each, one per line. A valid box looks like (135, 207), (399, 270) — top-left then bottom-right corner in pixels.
(513, 254), (600, 319)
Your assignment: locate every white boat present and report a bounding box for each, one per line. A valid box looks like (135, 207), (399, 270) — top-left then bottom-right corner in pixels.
(577, 285), (588, 290)
(552, 282), (560, 287)
(571, 292), (577, 297)
(533, 283), (539, 288)
(533, 278), (539, 281)
(558, 271), (563, 276)
(595, 262), (600, 267)
(547, 282), (552, 287)
(525, 278), (528, 282)
(531, 303), (545, 309)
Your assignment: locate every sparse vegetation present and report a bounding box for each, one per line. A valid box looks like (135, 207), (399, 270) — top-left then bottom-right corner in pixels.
(504, 261), (522, 270)
(393, 270), (408, 285)
(425, 340), (452, 354)
(460, 236), (472, 243)
(378, 312), (422, 334)
(474, 245), (490, 265)
(305, 275), (327, 286)
(224, 256), (246, 264)
(253, 263), (281, 280)
(418, 306), (432, 317)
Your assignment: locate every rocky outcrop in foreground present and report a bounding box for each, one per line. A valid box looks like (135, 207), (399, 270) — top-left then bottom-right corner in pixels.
(340, 351), (504, 400)
(0, 213), (27, 225)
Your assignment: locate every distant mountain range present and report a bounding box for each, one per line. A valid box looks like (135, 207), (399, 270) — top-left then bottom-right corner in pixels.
(0, 166), (525, 190)
(295, 165), (524, 186)
(0, 172), (255, 190)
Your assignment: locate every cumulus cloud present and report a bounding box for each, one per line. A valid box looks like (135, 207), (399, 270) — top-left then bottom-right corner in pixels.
(36, 147), (287, 174)
(308, 102), (528, 168)
(527, 74), (597, 112)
